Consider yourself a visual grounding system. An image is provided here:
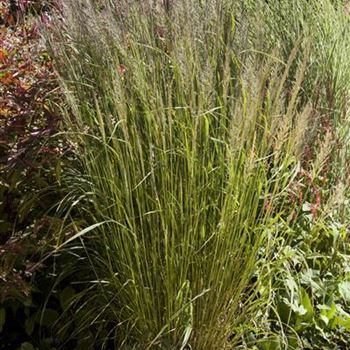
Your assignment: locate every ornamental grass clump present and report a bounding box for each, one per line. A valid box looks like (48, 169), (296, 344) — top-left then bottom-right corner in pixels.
(46, 0), (350, 348)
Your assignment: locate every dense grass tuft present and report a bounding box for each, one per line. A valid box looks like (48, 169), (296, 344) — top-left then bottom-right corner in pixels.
(47, 0), (350, 348)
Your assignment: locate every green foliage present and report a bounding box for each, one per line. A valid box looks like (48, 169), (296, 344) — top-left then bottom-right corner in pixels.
(48, 0), (311, 348)
(233, 1), (350, 349)
(244, 217), (350, 349)
(2, 0), (350, 349)
(47, 0), (350, 348)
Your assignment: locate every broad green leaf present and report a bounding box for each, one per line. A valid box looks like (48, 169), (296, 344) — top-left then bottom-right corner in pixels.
(320, 314), (329, 325)
(339, 282), (350, 303)
(25, 315), (36, 336)
(259, 337), (281, 350)
(300, 269), (322, 292)
(20, 343), (35, 350)
(278, 299), (292, 323)
(285, 277), (297, 293)
(320, 301), (337, 322)
(290, 303), (307, 316)
(300, 287), (313, 320)
(337, 316), (350, 331)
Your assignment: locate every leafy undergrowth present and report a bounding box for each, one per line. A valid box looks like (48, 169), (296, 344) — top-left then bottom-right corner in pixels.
(0, 1), (66, 349)
(242, 213), (350, 349)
